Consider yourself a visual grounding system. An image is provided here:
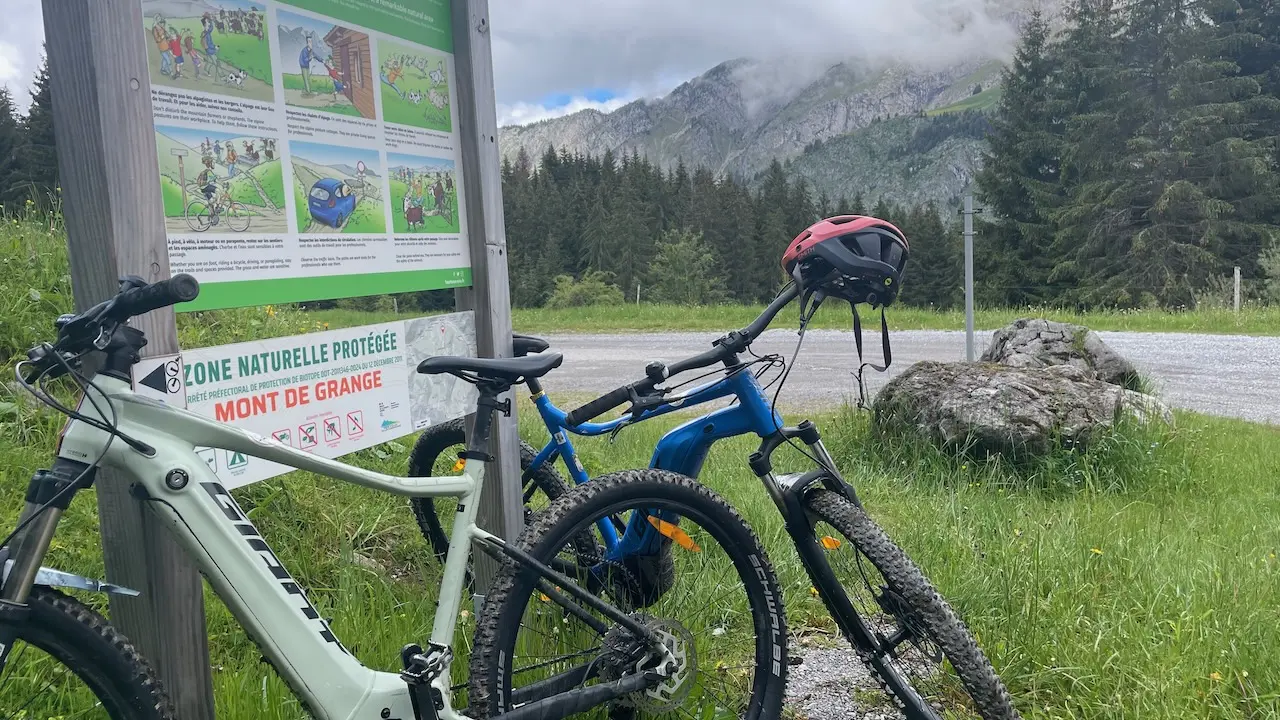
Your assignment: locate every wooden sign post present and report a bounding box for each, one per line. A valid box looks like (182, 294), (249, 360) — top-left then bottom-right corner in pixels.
(42, 2), (217, 717)
(451, 0), (524, 594)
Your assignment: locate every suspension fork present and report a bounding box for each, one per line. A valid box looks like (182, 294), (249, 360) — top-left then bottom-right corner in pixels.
(1, 460), (95, 605)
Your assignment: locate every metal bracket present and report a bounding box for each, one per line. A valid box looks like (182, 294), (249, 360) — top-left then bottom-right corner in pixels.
(2, 559), (140, 597)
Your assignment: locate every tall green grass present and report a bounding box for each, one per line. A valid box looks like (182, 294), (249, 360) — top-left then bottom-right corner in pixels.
(498, 302), (1280, 336)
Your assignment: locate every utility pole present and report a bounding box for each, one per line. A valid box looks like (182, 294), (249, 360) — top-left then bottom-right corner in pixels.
(960, 194), (983, 361)
(1234, 266), (1241, 313)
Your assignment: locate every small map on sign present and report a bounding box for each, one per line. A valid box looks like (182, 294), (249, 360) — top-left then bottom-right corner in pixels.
(404, 313), (477, 430)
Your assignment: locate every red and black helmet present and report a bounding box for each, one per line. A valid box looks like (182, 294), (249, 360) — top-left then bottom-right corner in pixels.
(782, 215), (909, 307)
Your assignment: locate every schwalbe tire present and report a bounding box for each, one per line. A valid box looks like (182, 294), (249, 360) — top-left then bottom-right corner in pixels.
(469, 468), (788, 719)
(805, 490), (1019, 720)
(0, 586), (174, 719)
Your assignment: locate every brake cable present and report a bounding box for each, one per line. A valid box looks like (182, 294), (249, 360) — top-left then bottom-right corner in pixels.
(2, 355), (118, 551)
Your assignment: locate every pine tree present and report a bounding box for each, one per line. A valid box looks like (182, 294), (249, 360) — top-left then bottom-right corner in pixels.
(900, 203), (961, 307)
(7, 58), (59, 207)
(0, 88), (20, 211)
(976, 10), (1060, 304)
(646, 229), (729, 305)
(1057, 0), (1279, 305)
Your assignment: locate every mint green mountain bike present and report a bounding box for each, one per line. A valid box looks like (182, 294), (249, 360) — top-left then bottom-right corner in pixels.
(0, 274), (787, 719)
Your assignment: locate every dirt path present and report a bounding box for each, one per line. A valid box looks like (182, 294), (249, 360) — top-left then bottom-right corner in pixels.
(165, 207), (287, 234)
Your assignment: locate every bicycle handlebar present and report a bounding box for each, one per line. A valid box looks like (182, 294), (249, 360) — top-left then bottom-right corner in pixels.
(563, 284), (800, 427)
(109, 274), (201, 322)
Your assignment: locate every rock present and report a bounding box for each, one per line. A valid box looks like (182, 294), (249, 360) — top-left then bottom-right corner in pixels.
(873, 361), (1171, 456)
(981, 318), (1140, 390)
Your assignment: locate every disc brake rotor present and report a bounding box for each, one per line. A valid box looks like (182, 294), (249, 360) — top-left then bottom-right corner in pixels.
(600, 615), (698, 712)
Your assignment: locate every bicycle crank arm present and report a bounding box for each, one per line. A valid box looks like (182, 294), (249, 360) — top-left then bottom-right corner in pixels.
(496, 672), (656, 720)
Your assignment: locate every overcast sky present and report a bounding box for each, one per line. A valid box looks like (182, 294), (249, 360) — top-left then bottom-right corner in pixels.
(2, 0), (1020, 125)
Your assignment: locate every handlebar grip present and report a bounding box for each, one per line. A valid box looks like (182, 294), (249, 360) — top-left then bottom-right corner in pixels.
(565, 384), (634, 427)
(113, 274), (201, 319)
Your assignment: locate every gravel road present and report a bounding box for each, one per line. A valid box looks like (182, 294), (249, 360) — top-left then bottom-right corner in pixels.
(540, 328), (1280, 425)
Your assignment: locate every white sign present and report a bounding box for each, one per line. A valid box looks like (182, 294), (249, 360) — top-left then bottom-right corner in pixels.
(131, 354), (188, 407)
(183, 312), (476, 488)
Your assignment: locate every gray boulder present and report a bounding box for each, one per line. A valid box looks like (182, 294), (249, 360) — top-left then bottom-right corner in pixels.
(874, 361), (1171, 457)
(981, 318), (1140, 390)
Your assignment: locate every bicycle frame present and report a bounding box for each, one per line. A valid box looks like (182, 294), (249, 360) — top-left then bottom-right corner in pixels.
(527, 365), (783, 556)
(526, 352), (939, 718)
(52, 374), (486, 720)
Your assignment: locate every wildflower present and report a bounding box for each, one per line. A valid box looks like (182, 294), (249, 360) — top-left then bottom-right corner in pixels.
(1209, 671), (1222, 681)
(1090, 547), (1103, 556)
(264, 305), (277, 317)
(1013, 527), (1023, 538)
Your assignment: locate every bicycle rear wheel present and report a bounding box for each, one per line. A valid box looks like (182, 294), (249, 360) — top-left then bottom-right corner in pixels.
(0, 586), (173, 719)
(470, 469), (787, 719)
(183, 200), (211, 232)
(408, 418), (568, 562)
(805, 490), (1018, 720)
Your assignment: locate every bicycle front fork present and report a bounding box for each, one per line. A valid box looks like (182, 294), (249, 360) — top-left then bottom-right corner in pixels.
(748, 421), (878, 648)
(1, 460), (95, 605)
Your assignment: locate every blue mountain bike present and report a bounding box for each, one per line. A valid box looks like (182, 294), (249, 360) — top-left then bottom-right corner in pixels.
(411, 284), (1019, 720)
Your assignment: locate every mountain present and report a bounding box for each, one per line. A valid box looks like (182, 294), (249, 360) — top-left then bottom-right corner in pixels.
(499, 57), (1004, 206)
(785, 95), (998, 209)
(276, 25), (333, 67)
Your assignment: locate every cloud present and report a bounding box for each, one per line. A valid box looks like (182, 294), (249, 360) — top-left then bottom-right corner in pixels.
(497, 95), (634, 127)
(0, 3), (45, 112)
(489, 0), (1026, 109)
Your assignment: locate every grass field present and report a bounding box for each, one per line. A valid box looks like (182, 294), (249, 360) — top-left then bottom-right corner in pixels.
(281, 73), (364, 117)
(344, 197), (387, 233)
(227, 160), (286, 209)
(498, 302), (1280, 336)
(4, 213), (1280, 717)
(389, 178), (460, 234)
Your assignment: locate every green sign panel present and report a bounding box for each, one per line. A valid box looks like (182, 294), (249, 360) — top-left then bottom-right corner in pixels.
(139, 0), (470, 311)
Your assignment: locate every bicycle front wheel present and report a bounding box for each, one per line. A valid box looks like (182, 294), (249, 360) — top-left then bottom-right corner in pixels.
(805, 490), (1018, 720)
(0, 587), (174, 718)
(470, 469), (787, 719)
(225, 202), (252, 232)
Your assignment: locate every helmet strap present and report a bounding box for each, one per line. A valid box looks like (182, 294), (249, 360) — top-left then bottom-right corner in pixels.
(851, 305), (892, 410)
